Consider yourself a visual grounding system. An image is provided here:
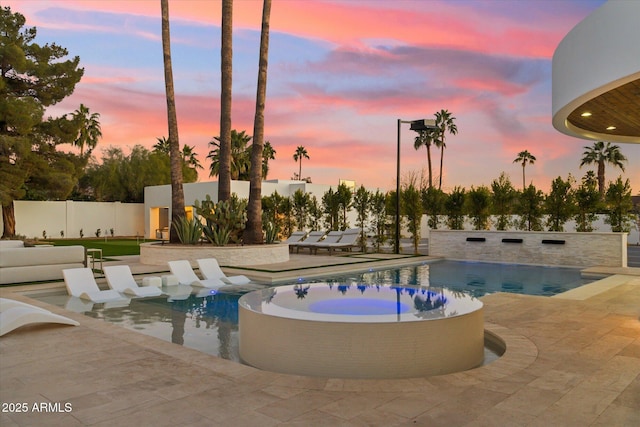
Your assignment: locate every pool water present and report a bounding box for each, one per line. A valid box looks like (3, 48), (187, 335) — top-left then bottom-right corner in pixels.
(34, 260), (594, 361)
(331, 260), (595, 297)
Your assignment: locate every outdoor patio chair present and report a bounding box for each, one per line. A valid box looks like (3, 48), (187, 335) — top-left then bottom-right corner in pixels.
(312, 228), (362, 255)
(0, 298), (79, 337)
(168, 260), (226, 289)
(103, 265), (164, 298)
(164, 285), (193, 302)
(282, 231), (307, 250)
(62, 268), (128, 303)
(196, 258), (251, 285)
(288, 230), (326, 253)
(298, 230), (343, 254)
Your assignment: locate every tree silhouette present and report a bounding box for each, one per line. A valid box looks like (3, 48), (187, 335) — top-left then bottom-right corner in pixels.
(513, 150), (536, 190)
(580, 141), (627, 199)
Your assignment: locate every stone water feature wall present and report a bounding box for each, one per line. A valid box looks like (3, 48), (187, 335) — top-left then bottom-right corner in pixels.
(429, 230), (627, 267)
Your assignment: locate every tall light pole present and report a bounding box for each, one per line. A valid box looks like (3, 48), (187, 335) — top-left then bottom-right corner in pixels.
(395, 118), (437, 254)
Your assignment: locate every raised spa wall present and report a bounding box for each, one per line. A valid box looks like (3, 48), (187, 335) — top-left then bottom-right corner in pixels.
(429, 230), (627, 268)
(139, 242), (290, 266)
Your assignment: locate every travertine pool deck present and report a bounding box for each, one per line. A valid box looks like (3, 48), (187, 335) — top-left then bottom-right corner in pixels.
(1, 255), (638, 426)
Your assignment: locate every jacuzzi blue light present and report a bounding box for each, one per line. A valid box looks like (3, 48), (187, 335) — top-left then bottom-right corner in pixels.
(308, 298), (411, 315)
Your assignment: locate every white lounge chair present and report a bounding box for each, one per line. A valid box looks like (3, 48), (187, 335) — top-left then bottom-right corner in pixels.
(301, 231), (343, 254)
(196, 258), (250, 285)
(290, 230), (328, 253)
(165, 285), (193, 302)
(312, 228), (362, 255)
(283, 231), (307, 251)
(168, 260), (226, 289)
(103, 265), (164, 298)
(64, 297), (94, 313)
(62, 268), (126, 303)
(0, 298), (79, 337)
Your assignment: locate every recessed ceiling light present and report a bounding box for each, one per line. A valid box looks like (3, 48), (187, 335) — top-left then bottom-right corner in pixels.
(581, 112), (592, 117)
(606, 126), (616, 131)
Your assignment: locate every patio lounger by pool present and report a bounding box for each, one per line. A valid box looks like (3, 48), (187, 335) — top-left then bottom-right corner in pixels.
(282, 231), (307, 250)
(197, 258), (251, 285)
(300, 231), (343, 254)
(103, 265), (164, 298)
(64, 297), (94, 313)
(165, 285), (193, 302)
(289, 230), (326, 253)
(0, 298), (79, 336)
(312, 228), (362, 255)
(168, 260), (226, 289)
(63, 268), (127, 303)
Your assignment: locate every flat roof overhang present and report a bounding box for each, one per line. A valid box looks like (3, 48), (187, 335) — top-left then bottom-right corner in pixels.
(554, 77), (640, 144)
(552, 1), (640, 144)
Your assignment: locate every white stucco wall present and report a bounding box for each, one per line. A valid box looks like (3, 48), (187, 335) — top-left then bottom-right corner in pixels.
(3, 200), (144, 239)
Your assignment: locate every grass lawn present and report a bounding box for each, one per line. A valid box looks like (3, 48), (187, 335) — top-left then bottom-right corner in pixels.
(44, 238), (157, 257)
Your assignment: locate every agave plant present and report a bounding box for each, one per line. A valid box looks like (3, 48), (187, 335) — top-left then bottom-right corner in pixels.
(172, 216), (203, 245)
(263, 220), (279, 244)
(194, 194), (247, 245)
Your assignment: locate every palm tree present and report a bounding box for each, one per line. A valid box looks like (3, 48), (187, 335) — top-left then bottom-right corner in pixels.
(154, 137), (201, 170)
(208, 129), (252, 180)
(161, 0), (185, 243)
(293, 146), (309, 181)
(580, 141), (627, 198)
(71, 104), (102, 156)
(218, 0), (233, 202)
(153, 136), (170, 153)
(434, 109), (457, 190)
(262, 140), (276, 179)
(513, 150), (536, 190)
(246, 0), (272, 245)
(413, 129), (437, 188)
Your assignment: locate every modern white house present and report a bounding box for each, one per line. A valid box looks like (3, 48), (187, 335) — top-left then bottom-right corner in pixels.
(552, 0), (640, 143)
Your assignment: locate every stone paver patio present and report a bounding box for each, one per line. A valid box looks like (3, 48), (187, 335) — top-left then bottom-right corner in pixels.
(1, 254), (638, 426)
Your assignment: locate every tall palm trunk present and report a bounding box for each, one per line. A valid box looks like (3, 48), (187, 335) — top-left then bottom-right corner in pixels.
(597, 160), (605, 198)
(218, 0), (233, 202)
(426, 143), (433, 188)
(522, 163), (526, 190)
(1, 203), (16, 239)
(161, 0), (185, 243)
(438, 145), (444, 190)
(245, 0), (271, 244)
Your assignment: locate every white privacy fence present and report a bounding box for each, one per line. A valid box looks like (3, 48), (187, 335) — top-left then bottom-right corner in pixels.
(3, 201), (145, 239)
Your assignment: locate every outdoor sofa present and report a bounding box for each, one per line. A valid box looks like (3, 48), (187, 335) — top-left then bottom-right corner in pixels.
(0, 240), (86, 285)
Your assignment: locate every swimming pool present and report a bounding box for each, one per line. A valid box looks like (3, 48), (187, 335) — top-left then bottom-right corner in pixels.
(33, 260), (594, 362)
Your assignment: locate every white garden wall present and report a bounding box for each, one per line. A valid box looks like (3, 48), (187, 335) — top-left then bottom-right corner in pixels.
(3, 200), (144, 239)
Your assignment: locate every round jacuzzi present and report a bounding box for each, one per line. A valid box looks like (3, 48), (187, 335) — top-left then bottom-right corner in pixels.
(238, 283), (484, 379)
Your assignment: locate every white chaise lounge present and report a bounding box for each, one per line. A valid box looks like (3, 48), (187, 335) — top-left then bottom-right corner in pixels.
(168, 260), (226, 289)
(103, 265), (164, 298)
(62, 268), (127, 303)
(0, 298), (79, 337)
(196, 258), (251, 285)
(289, 230), (325, 253)
(312, 228), (362, 255)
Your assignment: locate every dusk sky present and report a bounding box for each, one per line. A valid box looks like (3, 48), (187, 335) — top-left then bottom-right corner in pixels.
(7, 0), (639, 194)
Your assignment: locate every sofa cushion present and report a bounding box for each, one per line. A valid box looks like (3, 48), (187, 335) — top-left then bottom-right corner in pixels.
(0, 246), (85, 268)
(0, 240), (25, 249)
